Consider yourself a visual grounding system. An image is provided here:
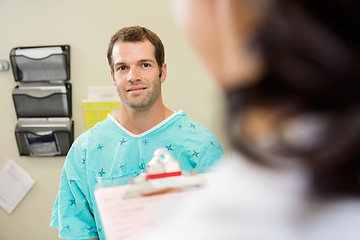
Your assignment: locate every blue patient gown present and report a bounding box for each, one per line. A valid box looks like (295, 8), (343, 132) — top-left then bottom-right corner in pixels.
(50, 110), (224, 240)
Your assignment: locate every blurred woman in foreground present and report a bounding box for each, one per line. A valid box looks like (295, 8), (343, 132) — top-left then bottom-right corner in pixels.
(141, 0), (360, 239)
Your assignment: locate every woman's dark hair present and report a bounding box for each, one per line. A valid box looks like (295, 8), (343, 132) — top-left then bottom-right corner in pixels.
(227, 0), (360, 196)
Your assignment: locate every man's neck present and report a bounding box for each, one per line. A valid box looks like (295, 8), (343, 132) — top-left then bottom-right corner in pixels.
(113, 104), (174, 135)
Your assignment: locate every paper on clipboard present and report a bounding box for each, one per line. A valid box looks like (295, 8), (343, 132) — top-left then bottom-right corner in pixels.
(95, 174), (206, 240)
(95, 148), (209, 239)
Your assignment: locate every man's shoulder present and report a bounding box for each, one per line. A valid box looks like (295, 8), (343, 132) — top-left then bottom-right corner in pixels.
(171, 112), (220, 141)
(64, 117), (115, 177)
(171, 112), (224, 163)
(175, 112), (212, 132)
(72, 117), (114, 147)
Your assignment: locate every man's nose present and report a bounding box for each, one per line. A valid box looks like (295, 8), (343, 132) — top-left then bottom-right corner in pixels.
(126, 67), (140, 82)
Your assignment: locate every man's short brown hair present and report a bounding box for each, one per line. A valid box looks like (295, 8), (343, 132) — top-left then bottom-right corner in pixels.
(107, 26), (165, 72)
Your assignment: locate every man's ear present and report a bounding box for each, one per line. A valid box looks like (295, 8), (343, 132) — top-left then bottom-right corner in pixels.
(160, 63), (167, 83)
(111, 70), (115, 84)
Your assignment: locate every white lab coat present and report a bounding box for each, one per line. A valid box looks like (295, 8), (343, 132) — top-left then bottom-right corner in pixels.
(136, 152), (360, 240)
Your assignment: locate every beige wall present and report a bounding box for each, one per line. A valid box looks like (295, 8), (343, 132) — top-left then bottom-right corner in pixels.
(0, 0), (229, 239)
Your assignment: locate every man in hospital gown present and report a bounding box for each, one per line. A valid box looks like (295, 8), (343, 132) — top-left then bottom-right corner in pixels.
(50, 26), (224, 240)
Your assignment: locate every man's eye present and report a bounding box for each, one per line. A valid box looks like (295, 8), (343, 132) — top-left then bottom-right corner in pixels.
(143, 63), (150, 67)
(119, 66), (126, 71)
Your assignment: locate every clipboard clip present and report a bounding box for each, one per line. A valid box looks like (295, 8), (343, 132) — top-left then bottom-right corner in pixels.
(123, 148), (207, 199)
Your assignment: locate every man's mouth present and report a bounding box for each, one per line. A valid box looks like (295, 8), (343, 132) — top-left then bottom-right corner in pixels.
(127, 86), (147, 94)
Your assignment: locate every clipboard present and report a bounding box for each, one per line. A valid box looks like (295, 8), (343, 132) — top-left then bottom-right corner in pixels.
(94, 149), (208, 240)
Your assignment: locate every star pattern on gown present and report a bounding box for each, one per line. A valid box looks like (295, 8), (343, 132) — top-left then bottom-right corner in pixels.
(190, 123), (196, 129)
(65, 224), (71, 230)
(90, 124), (100, 134)
(86, 226), (97, 233)
(210, 141), (215, 147)
(139, 163), (145, 171)
(119, 164), (125, 170)
(90, 203), (94, 214)
(178, 124), (182, 129)
(192, 150), (200, 158)
(82, 149), (87, 164)
(97, 144), (103, 150)
(143, 139), (149, 145)
(98, 168), (106, 177)
(69, 199), (76, 206)
(120, 138), (127, 145)
(166, 144), (174, 151)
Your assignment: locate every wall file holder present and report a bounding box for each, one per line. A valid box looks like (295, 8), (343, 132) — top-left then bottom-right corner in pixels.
(10, 45), (70, 82)
(15, 118), (74, 156)
(10, 44), (73, 157)
(12, 82), (72, 118)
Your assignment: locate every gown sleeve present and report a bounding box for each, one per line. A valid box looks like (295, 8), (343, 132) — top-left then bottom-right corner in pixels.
(50, 134), (99, 239)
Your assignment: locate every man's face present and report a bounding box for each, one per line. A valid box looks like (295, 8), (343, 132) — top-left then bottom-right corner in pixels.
(111, 40), (166, 109)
